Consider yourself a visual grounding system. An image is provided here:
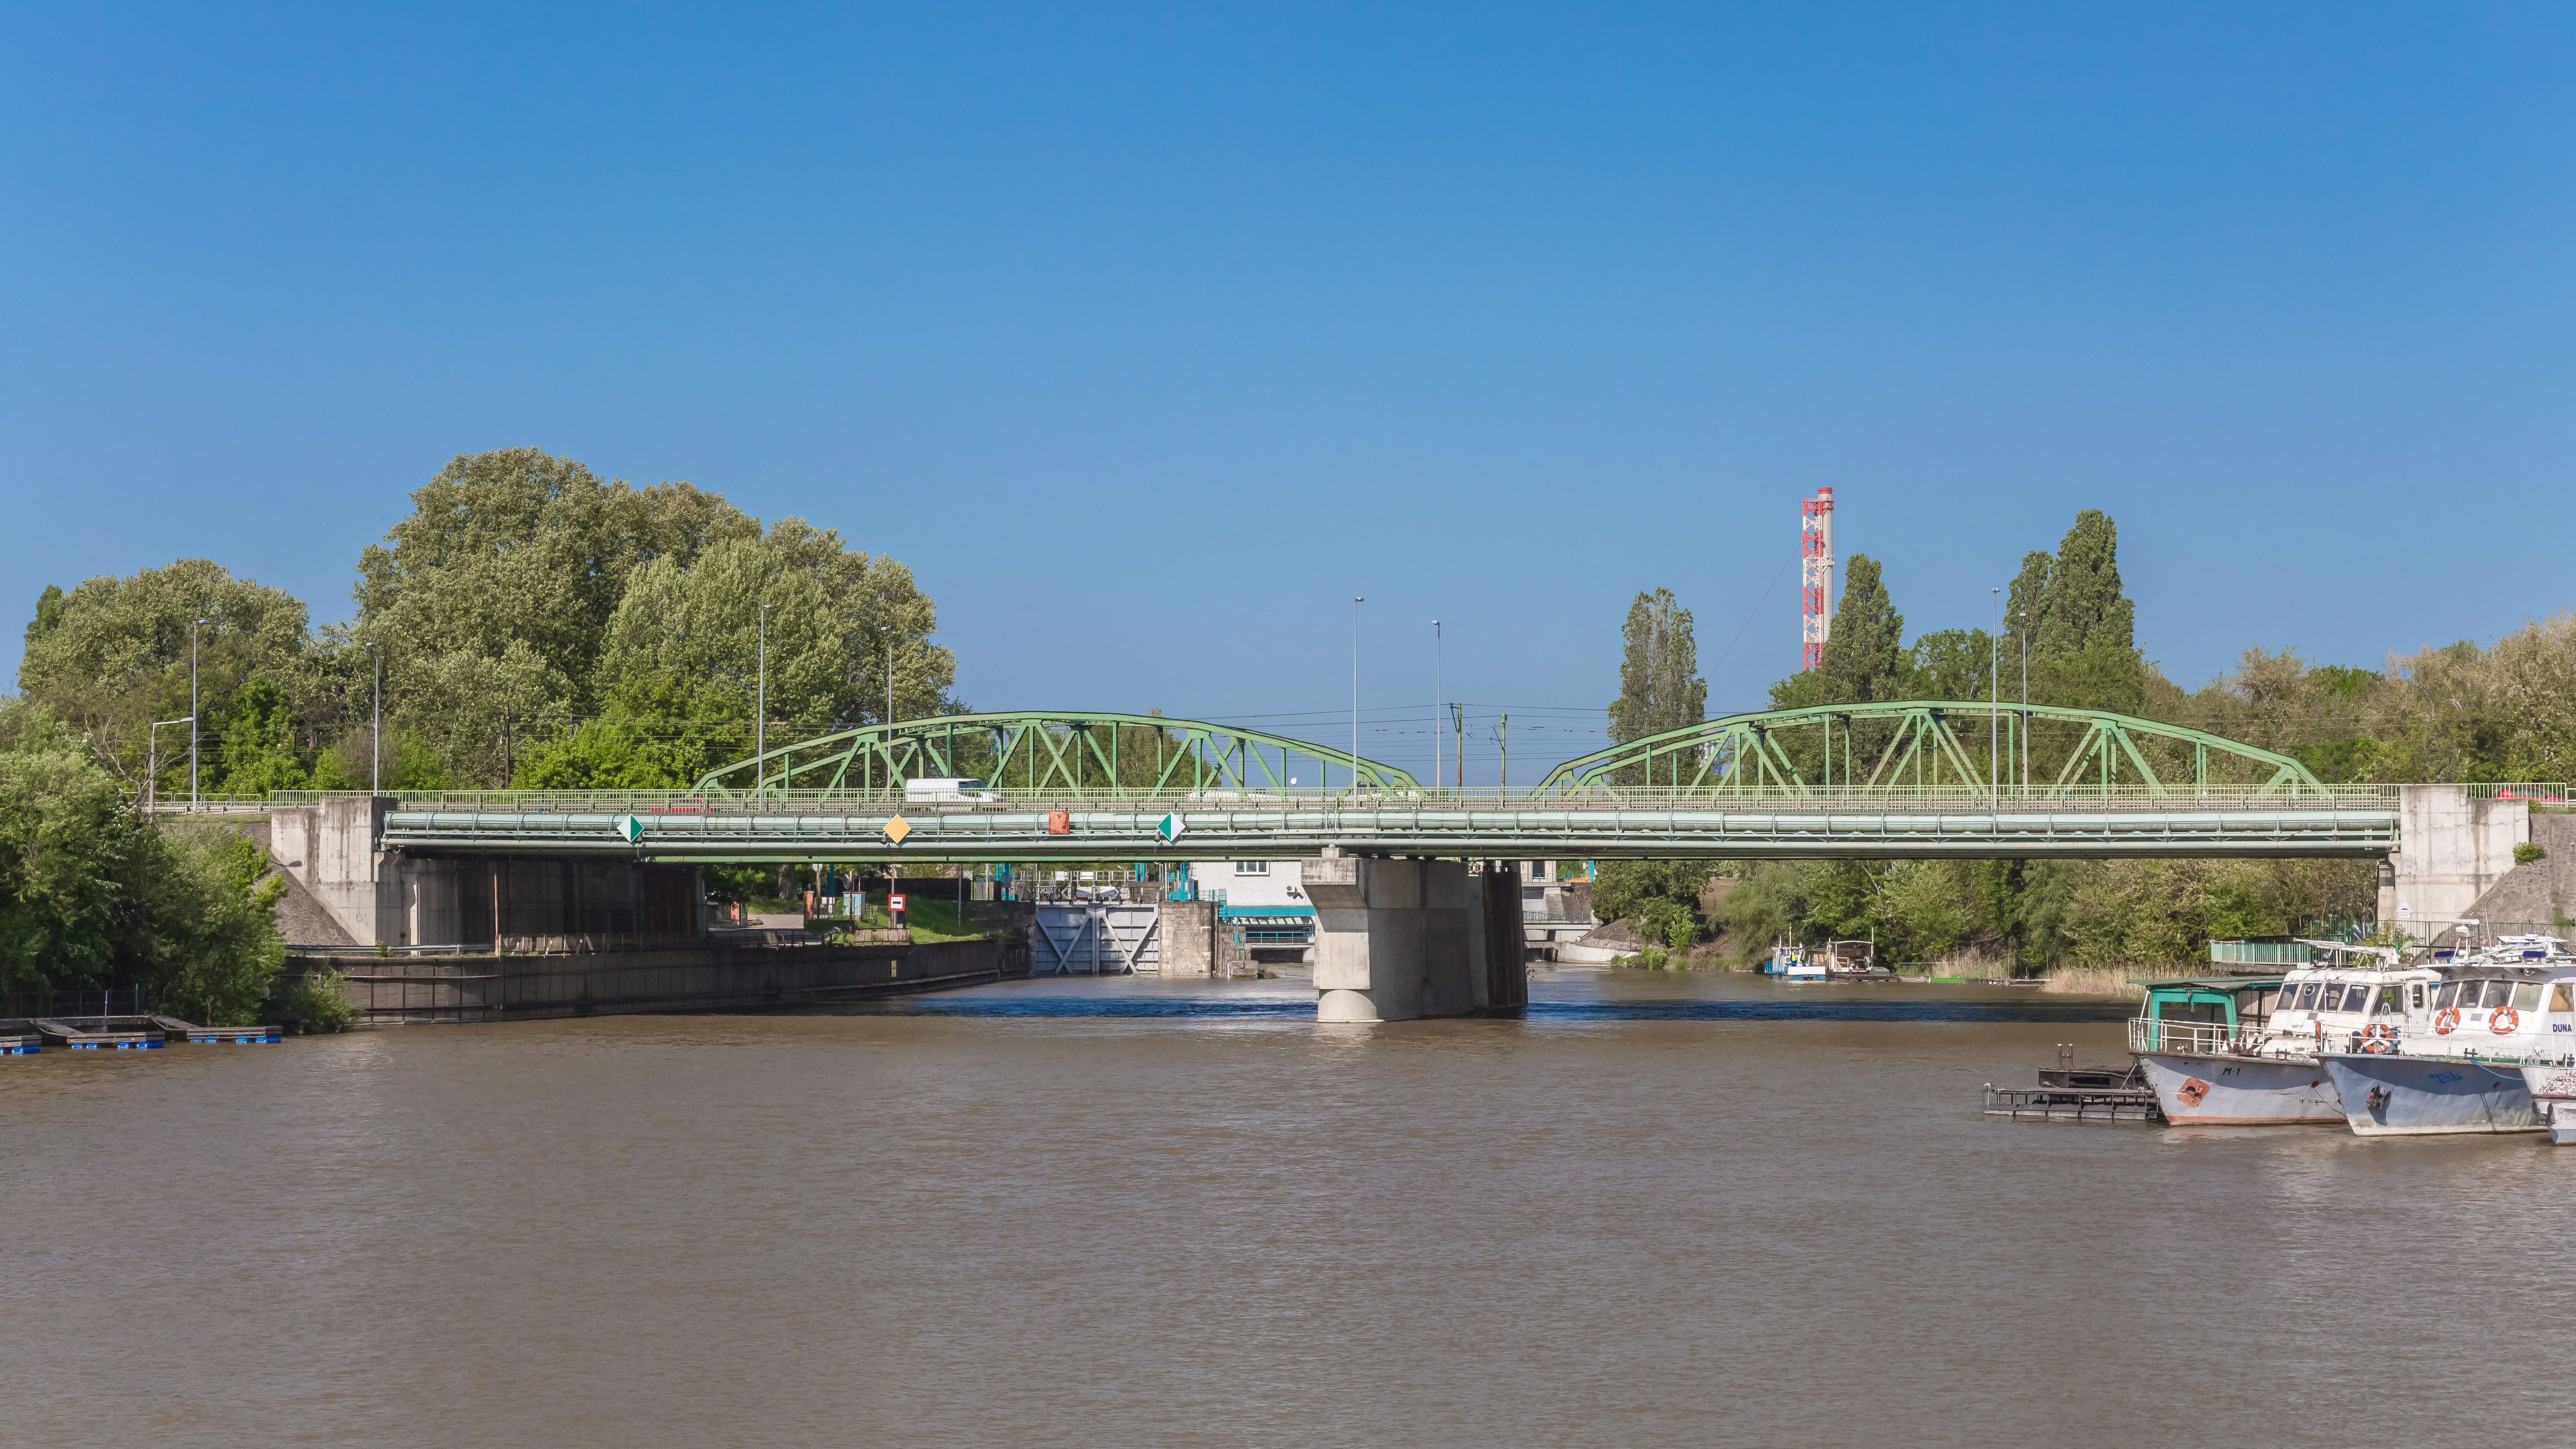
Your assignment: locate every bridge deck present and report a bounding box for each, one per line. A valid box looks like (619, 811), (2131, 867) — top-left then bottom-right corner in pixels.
(378, 791), (2401, 860)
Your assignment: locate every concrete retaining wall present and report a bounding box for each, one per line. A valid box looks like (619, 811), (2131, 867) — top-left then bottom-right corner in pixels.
(295, 937), (1018, 1024)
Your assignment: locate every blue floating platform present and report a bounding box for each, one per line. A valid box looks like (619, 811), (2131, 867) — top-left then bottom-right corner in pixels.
(152, 1015), (281, 1044)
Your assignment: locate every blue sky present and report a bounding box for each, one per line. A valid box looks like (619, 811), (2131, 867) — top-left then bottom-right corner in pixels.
(4, 4), (2571, 783)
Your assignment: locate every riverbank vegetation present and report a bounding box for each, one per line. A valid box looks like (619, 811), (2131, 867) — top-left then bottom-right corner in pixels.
(1604, 508), (2571, 972)
(0, 700), (286, 1021)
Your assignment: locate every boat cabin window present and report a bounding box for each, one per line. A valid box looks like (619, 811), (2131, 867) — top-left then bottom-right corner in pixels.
(2435, 982), (2461, 1010)
(2552, 984), (2575, 1013)
(2409, 983), (2427, 1010)
(2370, 987), (2405, 1016)
(2291, 982), (2319, 1010)
(2338, 984), (2368, 1011)
(2483, 981), (2515, 1009)
(2513, 982), (2544, 1011)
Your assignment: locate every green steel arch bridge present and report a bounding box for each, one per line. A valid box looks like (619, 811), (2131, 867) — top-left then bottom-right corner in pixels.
(372, 703), (2410, 862)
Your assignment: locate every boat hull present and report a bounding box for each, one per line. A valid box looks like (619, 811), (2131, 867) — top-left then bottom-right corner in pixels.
(2517, 1062), (2576, 1145)
(2133, 1052), (2344, 1125)
(2322, 1054), (2542, 1135)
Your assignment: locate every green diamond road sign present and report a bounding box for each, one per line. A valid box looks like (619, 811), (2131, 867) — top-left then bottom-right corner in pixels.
(617, 815), (644, 843)
(1156, 812), (1186, 843)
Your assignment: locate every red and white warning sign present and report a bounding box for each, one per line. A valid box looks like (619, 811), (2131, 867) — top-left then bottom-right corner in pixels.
(889, 893), (907, 915)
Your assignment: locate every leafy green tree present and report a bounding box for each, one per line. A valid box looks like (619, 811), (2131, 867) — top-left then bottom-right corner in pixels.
(355, 448), (758, 714)
(398, 641), (569, 788)
(1607, 588), (1706, 781)
(1907, 628), (1999, 701)
(17, 560), (311, 797)
(597, 522), (957, 743)
(1771, 555), (1909, 711)
(0, 701), (286, 1018)
(516, 715), (707, 790)
(216, 676), (308, 794)
(2023, 510), (2151, 713)
(149, 823), (289, 1024)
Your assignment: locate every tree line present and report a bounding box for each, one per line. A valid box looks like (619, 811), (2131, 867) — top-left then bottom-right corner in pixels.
(1598, 509), (2575, 970)
(1, 446), (956, 1013)
(18, 448), (958, 797)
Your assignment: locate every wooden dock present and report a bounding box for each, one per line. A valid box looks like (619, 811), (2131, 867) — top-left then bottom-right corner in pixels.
(34, 1016), (165, 1050)
(0, 1019), (41, 1054)
(1982, 1082), (2165, 1124)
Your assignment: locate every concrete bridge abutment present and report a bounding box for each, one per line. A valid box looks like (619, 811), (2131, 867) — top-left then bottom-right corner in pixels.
(1302, 852), (1526, 1022)
(2385, 784), (2532, 939)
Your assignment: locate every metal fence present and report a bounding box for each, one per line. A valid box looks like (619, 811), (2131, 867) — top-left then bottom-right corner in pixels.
(261, 781), (2574, 810)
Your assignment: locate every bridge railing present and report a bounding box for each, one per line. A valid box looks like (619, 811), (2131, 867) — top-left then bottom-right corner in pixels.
(270, 781), (2455, 812)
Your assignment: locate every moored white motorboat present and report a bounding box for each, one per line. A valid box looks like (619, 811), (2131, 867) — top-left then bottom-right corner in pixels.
(2323, 936), (2576, 1136)
(2130, 943), (2433, 1126)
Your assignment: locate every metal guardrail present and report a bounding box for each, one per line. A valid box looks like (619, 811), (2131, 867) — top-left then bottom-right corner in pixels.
(370, 796), (2403, 862)
(272, 782), (2447, 809)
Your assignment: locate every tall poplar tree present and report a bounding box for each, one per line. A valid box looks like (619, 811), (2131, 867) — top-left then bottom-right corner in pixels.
(1609, 587), (1706, 748)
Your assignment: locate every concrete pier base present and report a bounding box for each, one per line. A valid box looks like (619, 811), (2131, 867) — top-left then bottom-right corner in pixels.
(1303, 854), (1524, 1021)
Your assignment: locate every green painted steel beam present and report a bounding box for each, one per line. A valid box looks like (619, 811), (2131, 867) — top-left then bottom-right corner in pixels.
(692, 710), (1422, 799)
(1535, 700), (2330, 800)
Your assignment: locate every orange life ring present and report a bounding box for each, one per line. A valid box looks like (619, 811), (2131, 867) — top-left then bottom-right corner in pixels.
(2360, 1023), (2398, 1054)
(2491, 1007), (2522, 1035)
(2433, 1007), (2461, 1035)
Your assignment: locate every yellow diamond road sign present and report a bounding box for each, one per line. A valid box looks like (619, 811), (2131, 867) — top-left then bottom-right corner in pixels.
(883, 814), (912, 845)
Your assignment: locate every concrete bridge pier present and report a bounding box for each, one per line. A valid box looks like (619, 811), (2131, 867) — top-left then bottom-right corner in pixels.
(1301, 851), (1525, 1022)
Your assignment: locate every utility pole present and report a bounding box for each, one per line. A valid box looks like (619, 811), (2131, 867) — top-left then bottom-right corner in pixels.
(2019, 607), (2029, 794)
(1431, 620), (1443, 798)
(1450, 703), (1464, 791)
(1350, 596), (1364, 795)
(1990, 586), (2000, 809)
(1492, 714), (1509, 794)
(371, 644), (382, 794)
(756, 603), (773, 803)
(190, 617), (204, 808)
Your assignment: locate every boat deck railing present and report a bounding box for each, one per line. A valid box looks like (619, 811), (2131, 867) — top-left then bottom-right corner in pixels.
(2128, 1019), (2272, 1055)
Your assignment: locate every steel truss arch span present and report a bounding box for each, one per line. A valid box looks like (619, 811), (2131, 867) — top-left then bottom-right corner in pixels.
(691, 711), (1422, 799)
(1535, 700), (2330, 800)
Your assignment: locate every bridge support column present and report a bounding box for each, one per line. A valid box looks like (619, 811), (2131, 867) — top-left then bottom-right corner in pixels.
(1303, 853), (1482, 1022)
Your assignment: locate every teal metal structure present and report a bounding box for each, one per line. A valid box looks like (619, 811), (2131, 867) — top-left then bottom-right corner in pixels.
(1535, 701), (2330, 799)
(690, 710), (1422, 799)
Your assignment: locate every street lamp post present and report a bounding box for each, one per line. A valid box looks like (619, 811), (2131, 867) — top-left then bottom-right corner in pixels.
(1990, 587), (2001, 807)
(2019, 608), (2030, 793)
(370, 644), (382, 794)
(1432, 619), (1443, 799)
(190, 617), (204, 808)
(1350, 596), (1364, 795)
(756, 603), (773, 804)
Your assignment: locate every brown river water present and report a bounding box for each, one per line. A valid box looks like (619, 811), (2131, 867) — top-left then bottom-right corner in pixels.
(5, 969), (2570, 1448)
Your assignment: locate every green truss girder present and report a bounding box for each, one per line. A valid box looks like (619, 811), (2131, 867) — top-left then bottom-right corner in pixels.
(692, 711), (1423, 799)
(1535, 701), (2329, 800)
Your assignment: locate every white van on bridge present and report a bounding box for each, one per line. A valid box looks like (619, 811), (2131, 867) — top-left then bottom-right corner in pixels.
(903, 777), (1006, 805)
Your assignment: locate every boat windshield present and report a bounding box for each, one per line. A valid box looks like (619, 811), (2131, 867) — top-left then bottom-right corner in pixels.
(2513, 981), (2544, 1011)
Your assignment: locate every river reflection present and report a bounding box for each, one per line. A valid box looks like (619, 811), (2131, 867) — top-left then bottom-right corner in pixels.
(1, 969), (2566, 1448)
